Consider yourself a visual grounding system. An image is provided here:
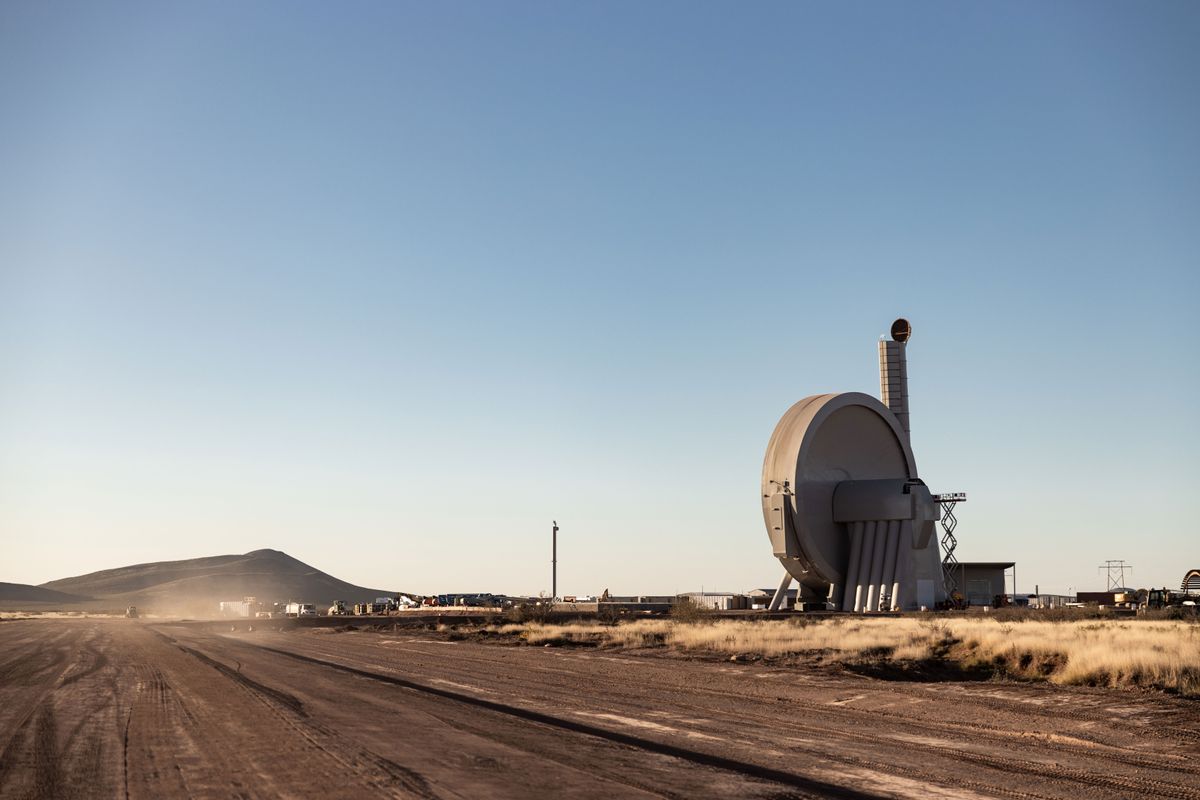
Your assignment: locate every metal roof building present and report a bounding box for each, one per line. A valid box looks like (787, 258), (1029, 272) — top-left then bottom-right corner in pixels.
(952, 562), (1016, 606)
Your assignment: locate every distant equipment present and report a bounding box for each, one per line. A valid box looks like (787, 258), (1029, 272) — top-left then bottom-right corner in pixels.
(762, 318), (964, 612)
(1181, 569), (1200, 595)
(125, 605), (138, 619)
(1144, 573), (1200, 611)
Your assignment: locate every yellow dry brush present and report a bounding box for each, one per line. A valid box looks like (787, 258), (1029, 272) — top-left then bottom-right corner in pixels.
(495, 618), (1200, 696)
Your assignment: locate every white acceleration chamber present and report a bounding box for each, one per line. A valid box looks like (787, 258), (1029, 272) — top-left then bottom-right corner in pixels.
(761, 319), (945, 612)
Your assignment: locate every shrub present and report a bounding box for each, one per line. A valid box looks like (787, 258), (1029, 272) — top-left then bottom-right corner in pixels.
(504, 598), (555, 624)
(596, 603), (625, 625)
(669, 597), (715, 623)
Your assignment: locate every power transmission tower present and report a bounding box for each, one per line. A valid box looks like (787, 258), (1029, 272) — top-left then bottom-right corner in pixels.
(1097, 560), (1132, 591)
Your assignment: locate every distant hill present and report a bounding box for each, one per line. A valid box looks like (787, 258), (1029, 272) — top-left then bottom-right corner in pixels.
(37, 549), (397, 615)
(0, 582), (92, 604)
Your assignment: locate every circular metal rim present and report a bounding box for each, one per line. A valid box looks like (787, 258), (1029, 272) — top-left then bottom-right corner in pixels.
(762, 392), (916, 589)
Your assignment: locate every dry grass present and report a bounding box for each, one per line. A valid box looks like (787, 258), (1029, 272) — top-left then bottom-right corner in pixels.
(493, 617), (1200, 696)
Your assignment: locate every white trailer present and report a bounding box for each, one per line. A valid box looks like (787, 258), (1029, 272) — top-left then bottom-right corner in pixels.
(220, 601), (252, 618)
(285, 602), (318, 617)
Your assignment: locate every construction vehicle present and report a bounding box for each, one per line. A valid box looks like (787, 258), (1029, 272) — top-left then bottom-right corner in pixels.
(1144, 588), (1175, 610)
(328, 600), (349, 616)
(1138, 570), (1200, 611)
(125, 606), (138, 619)
(1144, 589), (1197, 610)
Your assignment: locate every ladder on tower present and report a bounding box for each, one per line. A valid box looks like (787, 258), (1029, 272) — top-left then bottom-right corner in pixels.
(934, 493), (966, 597)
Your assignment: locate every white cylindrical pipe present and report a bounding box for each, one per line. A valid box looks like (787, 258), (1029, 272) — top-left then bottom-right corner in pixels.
(888, 524), (905, 611)
(842, 521), (864, 612)
(893, 520), (913, 610)
(878, 520), (900, 611)
(865, 521), (887, 613)
(854, 522), (876, 613)
(863, 521), (881, 612)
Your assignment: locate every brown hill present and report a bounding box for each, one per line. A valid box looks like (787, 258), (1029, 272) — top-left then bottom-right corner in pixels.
(0, 582), (93, 605)
(38, 549), (397, 616)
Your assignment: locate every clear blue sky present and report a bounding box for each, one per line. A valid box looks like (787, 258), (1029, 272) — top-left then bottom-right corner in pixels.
(2, 1), (1197, 597)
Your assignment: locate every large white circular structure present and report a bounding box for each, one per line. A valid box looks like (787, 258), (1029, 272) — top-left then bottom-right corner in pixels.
(762, 393), (913, 585)
(761, 323), (946, 612)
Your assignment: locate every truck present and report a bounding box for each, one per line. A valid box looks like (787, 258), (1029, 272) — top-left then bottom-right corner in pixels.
(285, 602), (318, 617)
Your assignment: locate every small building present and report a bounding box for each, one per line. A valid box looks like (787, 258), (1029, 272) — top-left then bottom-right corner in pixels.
(746, 587), (798, 610)
(1027, 594), (1075, 609)
(677, 592), (749, 611)
(218, 597), (260, 617)
(597, 595), (676, 613)
(953, 562), (1016, 606)
(1077, 590), (1136, 607)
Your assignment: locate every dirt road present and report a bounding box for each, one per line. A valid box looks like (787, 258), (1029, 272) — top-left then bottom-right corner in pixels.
(0, 619), (1197, 799)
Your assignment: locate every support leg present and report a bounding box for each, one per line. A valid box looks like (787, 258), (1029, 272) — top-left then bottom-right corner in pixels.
(841, 521), (864, 612)
(865, 520), (887, 613)
(768, 571), (793, 611)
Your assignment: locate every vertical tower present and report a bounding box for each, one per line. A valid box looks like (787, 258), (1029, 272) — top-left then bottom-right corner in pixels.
(879, 318), (912, 438)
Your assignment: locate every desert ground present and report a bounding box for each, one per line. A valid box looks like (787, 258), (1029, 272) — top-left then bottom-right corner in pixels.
(1, 618), (1198, 800)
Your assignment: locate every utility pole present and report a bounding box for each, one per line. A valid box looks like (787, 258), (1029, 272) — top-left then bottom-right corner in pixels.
(552, 520), (558, 601)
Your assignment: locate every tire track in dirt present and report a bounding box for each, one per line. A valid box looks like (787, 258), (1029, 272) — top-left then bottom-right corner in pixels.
(160, 628), (827, 799)
(0, 626), (80, 799)
(123, 660), (205, 799)
(248, 632), (1200, 800)
(31, 704), (61, 800)
(155, 633), (308, 717)
(57, 639), (108, 688)
(149, 629), (438, 799)
(287, 635), (1199, 781)
(284, 647), (1048, 800)
(500, 643), (1200, 762)
(605, 675), (1200, 791)
(238, 640), (891, 800)
(0, 628), (75, 742)
(267, 647), (744, 799)
(867, 679), (1200, 746)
